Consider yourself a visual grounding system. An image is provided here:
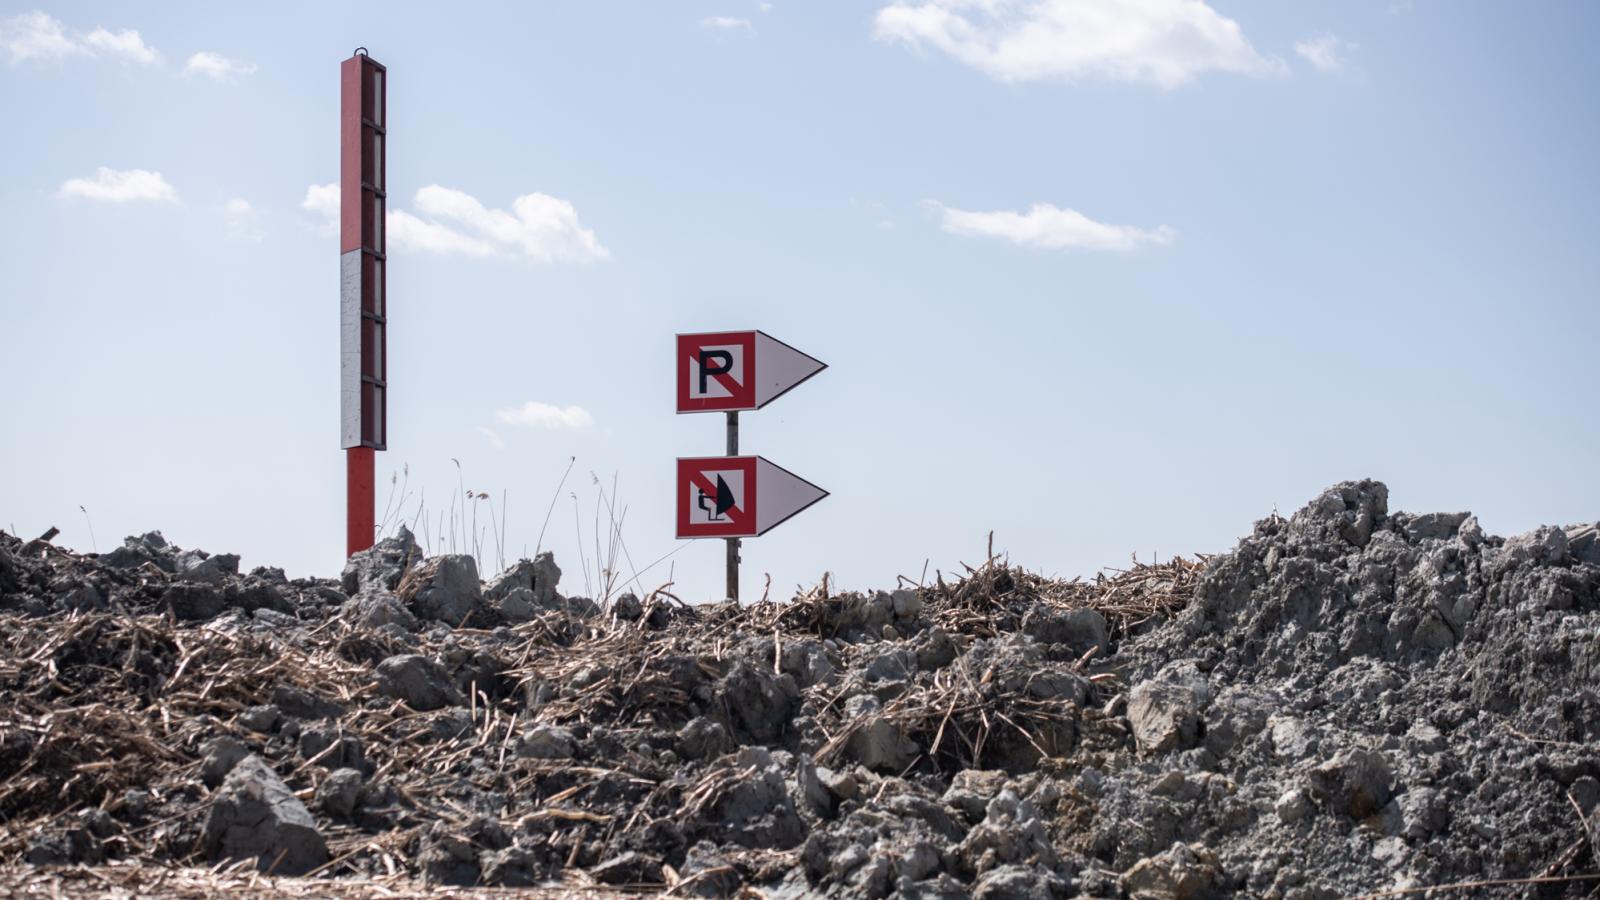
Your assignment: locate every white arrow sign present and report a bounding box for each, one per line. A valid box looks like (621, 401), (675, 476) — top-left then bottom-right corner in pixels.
(676, 330), (827, 413)
(676, 455), (829, 538)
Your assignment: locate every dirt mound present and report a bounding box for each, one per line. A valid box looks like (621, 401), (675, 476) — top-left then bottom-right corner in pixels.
(1, 480), (1597, 897)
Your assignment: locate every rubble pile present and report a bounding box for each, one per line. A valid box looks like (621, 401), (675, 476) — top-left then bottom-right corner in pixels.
(1, 480), (1597, 897)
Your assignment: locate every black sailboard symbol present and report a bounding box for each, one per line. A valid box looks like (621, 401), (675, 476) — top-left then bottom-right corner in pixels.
(697, 475), (737, 521)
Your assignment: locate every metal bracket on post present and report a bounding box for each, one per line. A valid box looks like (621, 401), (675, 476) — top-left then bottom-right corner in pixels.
(726, 410), (740, 603)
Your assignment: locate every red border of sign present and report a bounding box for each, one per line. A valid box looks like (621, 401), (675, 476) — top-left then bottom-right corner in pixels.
(676, 456), (759, 538)
(677, 331), (757, 413)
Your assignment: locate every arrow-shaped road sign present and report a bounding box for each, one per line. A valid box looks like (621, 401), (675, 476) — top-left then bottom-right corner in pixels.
(676, 456), (828, 539)
(677, 330), (827, 413)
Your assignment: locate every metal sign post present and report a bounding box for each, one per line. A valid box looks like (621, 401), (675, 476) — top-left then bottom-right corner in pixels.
(340, 49), (387, 557)
(674, 329), (829, 601)
(726, 411), (739, 601)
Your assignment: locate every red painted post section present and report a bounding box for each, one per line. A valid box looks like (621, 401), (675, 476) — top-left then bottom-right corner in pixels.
(347, 446), (375, 557)
(341, 50), (387, 556)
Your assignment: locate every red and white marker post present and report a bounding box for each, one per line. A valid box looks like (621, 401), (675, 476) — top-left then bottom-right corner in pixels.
(675, 331), (828, 600)
(340, 50), (387, 557)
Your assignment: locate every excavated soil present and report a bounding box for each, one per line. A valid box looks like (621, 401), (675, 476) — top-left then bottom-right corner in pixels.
(1, 479), (1597, 898)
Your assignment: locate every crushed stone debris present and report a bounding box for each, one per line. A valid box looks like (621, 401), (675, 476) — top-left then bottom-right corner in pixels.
(2, 479), (1599, 898)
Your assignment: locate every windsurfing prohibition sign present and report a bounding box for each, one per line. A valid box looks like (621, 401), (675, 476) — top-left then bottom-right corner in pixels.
(676, 330), (827, 414)
(676, 456), (829, 539)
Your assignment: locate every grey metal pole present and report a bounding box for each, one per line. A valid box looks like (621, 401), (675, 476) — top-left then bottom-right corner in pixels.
(726, 410), (740, 603)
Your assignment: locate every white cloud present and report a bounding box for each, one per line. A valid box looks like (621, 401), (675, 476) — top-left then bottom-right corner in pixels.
(873, 0), (1282, 89)
(185, 50), (256, 80)
(402, 185), (609, 262)
(495, 402), (595, 430)
(933, 201), (1174, 251)
(478, 427), (506, 450)
(701, 16), (753, 31)
(301, 183), (340, 236)
(1294, 34), (1355, 73)
(225, 198), (263, 243)
(58, 167), (178, 203)
(1, 11), (159, 65)
(82, 26), (159, 64)
(387, 209), (496, 257)
(301, 182), (608, 263)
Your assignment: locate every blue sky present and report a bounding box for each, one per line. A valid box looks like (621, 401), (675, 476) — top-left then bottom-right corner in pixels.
(2, 1), (1596, 601)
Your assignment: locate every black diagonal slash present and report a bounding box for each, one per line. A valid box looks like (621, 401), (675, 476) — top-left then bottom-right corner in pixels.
(698, 349), (733, 394)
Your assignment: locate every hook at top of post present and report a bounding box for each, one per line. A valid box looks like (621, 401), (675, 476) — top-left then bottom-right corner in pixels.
(353, 46), (369, 57)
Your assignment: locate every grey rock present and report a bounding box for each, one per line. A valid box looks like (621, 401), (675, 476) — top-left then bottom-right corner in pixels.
(777, 639), (836, 687)
(270, 684), (344, 720)
(958, 789), (1057, 874)
(341, 527), (418, 596)
(480, 846), (545, 887)
(399, 555), (482, 625)
(238, 705), (280, 734)
(484, 552), (563, 607)
(1501, 525), (1569, 569)
(165, 582), (225, 621)
(914, 627), (959, 671)
(1022, 605), (1110, 657)
(0, 542), (20, 594)
(679, 717), (733, 761)
(864, 647), (917, 681)
(200, 736), (248, 788)
(612, 592), (644, 621)
(518, 724), (577, 760)
(815, 766), (858, 801)
(1128, 680), (1202, 753)
(591, 850), (663, 885)
(1275, 787), (1312, 824)
(299, 727), (365, 771)
(1119, 843), (1219, 900)
(891, 588), (923, 620)
(316, 768), (364, 818)
(201, 755), (328, 875)
(1403, 512), (1471, 543)
(972, 864), (1070, 900)
(716, 661), (799, 743)
(842, 695), (919, 773)
(496, 587), (536, 622)
(943, 769), (1010, 822)
(346, 592), (418, 631)
(1290, 479), (1389, 548)
(1309, 748), (1395, 818)
(375, 654), (461, 711)
(176, 551), (239, 585)
(1567, 524), (1600, 566)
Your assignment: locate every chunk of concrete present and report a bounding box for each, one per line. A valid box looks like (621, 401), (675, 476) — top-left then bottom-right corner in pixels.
(201, 756), (328, 875)
(375, 654), (462, 711)
(1309, 748), (1395, 818)
(398, 555), (482, 625)
(1128, 680), (1202, 753)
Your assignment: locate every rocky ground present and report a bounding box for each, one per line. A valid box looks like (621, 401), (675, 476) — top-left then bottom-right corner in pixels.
(1, 479), (1597, 898)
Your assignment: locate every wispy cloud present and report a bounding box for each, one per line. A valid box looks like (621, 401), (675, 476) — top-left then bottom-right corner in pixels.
(0, 11), (159, 65)
(304, 182), (609, 263)
(701, 16), (754, 32)
(933, 201), (1174, 252)
(301, 183), (339, 236)
(1294, 34), (1355, 73)
(224, 198), (263, 243)
(59, 168), (178, 204)
(403, 186), (609, 262)
(478, 427), (507, 450)
(873, 0), (1282, 89)
(185, 50), (256, 80)
(495, 402), (595, 430)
